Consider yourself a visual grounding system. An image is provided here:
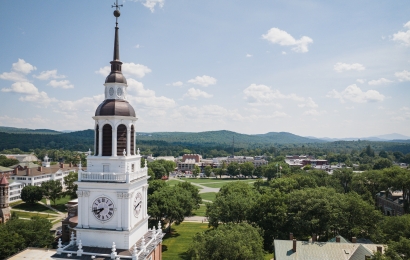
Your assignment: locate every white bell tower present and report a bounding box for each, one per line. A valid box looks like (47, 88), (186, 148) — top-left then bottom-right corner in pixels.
(74, 3), (150, 250)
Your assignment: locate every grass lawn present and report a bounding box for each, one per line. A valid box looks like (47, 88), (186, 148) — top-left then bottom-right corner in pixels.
(192, 204), (206, 217)
(41, 195), (72, 213)
(162, 222), (209, 260)
(199, 192), (216, 202)
(12, 202), (55, 214)
(11, 210), (55, 219)
(200, 181), (256, 189)
(166, 180), (181, 186)
(162, 222), (273, 260)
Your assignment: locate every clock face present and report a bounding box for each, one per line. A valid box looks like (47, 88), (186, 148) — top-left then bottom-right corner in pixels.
(109, 87), (114, 96)
(116, 87), (123, 97)
(133, 192), (143, 217)
(92, 196), (115, 221)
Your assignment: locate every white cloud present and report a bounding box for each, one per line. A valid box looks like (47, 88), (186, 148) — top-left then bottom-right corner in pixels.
(171, 81), (183, 87)
(334, 62), (365, 72)
(58, 94), (103, 112)
(48, 80), (74, 89)
(96, 62), (152, 78)
(137, 0), (165, 13)
(282, 51), (287, 55)
(243, 84), (305, 106)
(187, 75), (217, 87)
(356, 79), (366, 84)
(327, 84), (385, 103)
(34, 70), (65, 80)
(392, 21), (410, 46)
(127, 78), (175, 109)
(298, 97), (318, 108)
(262, 27), (313, 53)
(0, 59), (37, 82)
(183, 88), (213, 100)
(19, 91), (57, 106)
(1, 81), (39, 95)
(12, 59), (36, 74)
(246, 54), (253, 58)
(135, 44), (141, 49)
(303, 109), (326, 116)
(368, 78), (393, 86)
(0, 71), (27, 82)
(395, 70), (410, 81)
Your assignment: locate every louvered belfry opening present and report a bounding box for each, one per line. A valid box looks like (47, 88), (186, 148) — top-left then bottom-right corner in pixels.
(117, 124), (127, 156)
(131, 125), (135, 155)
(95, 124), (99, 156)
(102, 124), (113, 156)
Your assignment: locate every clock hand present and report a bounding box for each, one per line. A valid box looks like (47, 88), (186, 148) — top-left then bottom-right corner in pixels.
(134, 201), (141, 210)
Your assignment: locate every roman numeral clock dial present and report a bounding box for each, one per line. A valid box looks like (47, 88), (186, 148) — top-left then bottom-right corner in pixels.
(92, 196), (115, 221)
(133, 192), (143, 218)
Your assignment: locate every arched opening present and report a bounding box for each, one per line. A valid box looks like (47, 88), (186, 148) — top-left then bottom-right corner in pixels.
(95, 124), (99, 156)
(117, 124), (127, 156)
(102, 124), (112, 156)
(131, 125), (135, 155)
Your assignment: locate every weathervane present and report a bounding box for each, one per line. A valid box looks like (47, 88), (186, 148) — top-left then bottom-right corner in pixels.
(112, 0), (123, 26)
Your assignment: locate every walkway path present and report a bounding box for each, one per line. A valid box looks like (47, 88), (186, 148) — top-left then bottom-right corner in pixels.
(170, 177), (220, 194)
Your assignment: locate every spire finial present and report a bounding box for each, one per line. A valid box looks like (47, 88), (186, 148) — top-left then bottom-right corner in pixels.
(112, 0), (123, 27)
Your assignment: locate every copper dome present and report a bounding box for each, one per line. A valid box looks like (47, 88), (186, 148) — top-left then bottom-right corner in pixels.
(95, 99), (136, 117)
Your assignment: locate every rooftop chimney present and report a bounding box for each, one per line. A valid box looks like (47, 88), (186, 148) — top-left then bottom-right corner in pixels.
(14, 168), (19, 175)
(26, 168), (31, 176)
(336, 235), (340, 243)
(289, 233), (293, 240)
(377, 246), (382, 253)
(60, 163), (64, 169)
(292, 239), (297, 252)
(352, 237), (357, 243)
(69, 162), (73, 167)
(38, 166), (42, 172)
(312, 233), (316, 242)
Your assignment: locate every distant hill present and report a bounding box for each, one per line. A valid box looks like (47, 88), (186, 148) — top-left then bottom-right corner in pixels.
(0, 126), (61, 135)
(137, 130), (326, 146)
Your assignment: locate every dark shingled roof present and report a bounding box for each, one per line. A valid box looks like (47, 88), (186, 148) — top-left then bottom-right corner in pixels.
(105, 70), (127, 84)
(95, 99), (136, 117)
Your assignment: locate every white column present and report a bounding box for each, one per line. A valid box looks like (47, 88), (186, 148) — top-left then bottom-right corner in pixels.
(116, 193), (123, 230)
(126, 128), (131, 157)
(112, 126), (117, 157)
(98, 128), (102, 157)
(124, 193), (130, 230)
(76, 191), (83, 227)
(143, 184), (149, 219)
(83, 191), (90, 228)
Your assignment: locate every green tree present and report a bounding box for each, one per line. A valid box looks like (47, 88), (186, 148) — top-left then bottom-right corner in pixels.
(192, 165), (201, 177)
(63, 171), (78, 199)
(226, 162), (239, 177)
(177, 181), (202, 210)
(0, 155), (19, 167)
(187, 223), (265, 260)
(148, 185), (197, 232)
(41, 180), (63, 205)
(239, 162), (254, 178)
(250, 189), (287, 250)
(206, 182), (259, 228)
(332, 168), (354, 193)
(373, 158), (393, 170)
(20, 185), (43, 204)
(148, 160), (167, 179)
(204, 165), (212, 178)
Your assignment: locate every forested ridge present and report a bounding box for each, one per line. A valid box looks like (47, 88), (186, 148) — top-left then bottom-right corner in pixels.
(1, 128), (410, 157)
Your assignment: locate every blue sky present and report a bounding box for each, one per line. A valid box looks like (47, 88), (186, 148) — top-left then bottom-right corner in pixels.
(1, 0), (409, 138)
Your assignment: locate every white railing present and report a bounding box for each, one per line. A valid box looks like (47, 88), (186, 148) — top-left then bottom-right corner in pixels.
(78, 168), (147, 183)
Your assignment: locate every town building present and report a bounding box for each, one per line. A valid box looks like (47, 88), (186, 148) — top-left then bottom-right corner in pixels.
(274, 234), (386, 260)
(3, 153), (39, 163)
(285, 155), (328, 168)
(0, 176), (11, 223)
(0, 166), (14, 178)
(376, 190), (404, 216)
(177, 154), (202, 172)
(51, 3), (164, 259)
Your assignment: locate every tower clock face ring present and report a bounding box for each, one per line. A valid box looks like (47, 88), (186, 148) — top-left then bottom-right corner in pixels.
(116, 87), (123, 97)
(133, 192), (143, 217)
(109, 87), (114, 96)
(92, 196), (115, 221)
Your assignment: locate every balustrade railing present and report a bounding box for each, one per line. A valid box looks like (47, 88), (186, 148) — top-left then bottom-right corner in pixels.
(78, 168), (147, 183)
